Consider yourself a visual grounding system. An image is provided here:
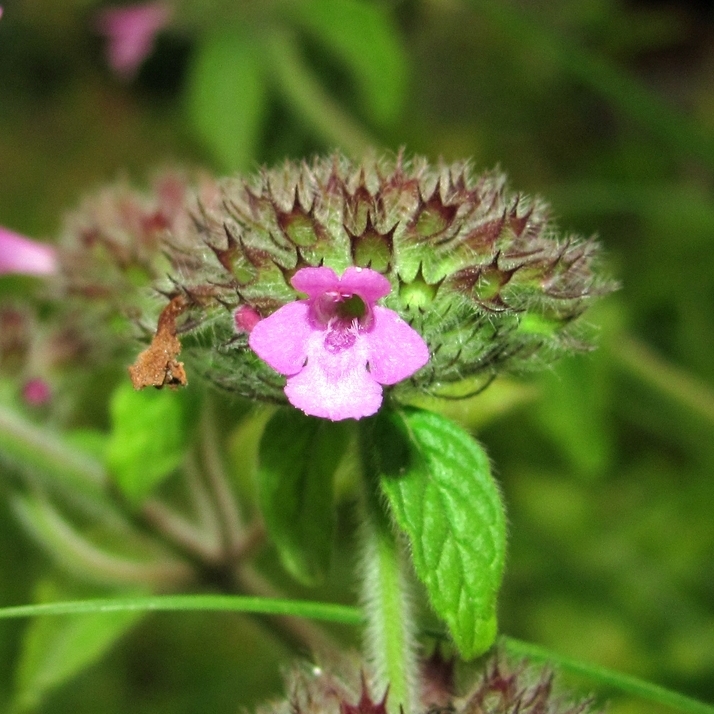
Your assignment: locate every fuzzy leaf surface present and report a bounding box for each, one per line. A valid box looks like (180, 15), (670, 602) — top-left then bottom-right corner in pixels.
(258, 409), (348, 586)
(378, 409), (506, 658)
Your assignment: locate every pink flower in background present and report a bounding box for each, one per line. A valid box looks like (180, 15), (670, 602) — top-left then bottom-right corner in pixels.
(22, 378), (52, 406)
(249, 266), (429, 421)
(0, 7), (4, 20)
(0, 227), (58, 276)
(95, 2), (172, 80)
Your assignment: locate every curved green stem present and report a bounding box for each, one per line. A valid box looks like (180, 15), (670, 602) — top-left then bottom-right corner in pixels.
(502, 636), (714, 714)
(201, 401), (245, 557)
(0, 594), (364, 625)
(0, 404), (106, 495)
(612, 336), (714, 425)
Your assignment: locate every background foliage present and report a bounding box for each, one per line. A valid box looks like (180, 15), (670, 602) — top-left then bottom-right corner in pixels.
(1, 0), (713, 712)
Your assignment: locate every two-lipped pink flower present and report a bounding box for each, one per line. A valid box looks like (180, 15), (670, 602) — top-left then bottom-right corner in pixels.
(95, 2), (172, 80)
(0, 227), (58, 276)
(248, 267), (429, 421)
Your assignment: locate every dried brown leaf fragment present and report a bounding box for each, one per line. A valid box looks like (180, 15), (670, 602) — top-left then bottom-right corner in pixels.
(128, 295), (188, 389)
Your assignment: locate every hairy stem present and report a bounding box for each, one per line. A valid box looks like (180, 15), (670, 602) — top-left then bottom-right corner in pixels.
(359, 422), (419, 714)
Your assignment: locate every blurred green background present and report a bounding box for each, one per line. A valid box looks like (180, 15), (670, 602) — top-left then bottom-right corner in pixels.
(1, 0), (713, 712)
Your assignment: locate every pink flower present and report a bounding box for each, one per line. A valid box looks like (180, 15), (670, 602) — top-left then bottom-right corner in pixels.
(249, 267), (429, 421)
(95, 2), (172, 80)
(0, 227), (58, 276)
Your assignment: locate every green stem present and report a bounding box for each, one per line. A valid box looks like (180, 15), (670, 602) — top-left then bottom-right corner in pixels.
(612, 336), (714, 425)
(0, 404), (130, 528)
(359, 422), (418, 714)
(0, 594), (364, 625)
(0, 404), (105, 493)
(502, 636), (714, 714)
(265, 29), (376, 157)
(12, 494), (193, 588)
(201, 402), (245, 557)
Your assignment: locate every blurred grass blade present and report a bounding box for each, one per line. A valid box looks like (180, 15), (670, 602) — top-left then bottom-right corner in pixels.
(0, 404), (105, 493)
(469, 0), (714, 170)
(186, 31), (267, 171)
(266, 29), (375, 156)
(0, 404), (129, 524)
(292, 0), (407, 126)
(612, 336), (714, 425)
(0, 595), (364, 626)
(502, 636), (714, 714)
(14, 580), (144, 712)
(11, 494), (191, 588)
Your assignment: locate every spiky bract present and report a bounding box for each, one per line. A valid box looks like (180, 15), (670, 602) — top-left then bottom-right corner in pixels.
(264, 655), (599, 714)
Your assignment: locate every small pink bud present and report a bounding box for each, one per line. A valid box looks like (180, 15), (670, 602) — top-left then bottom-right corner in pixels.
(234, 306), (262, 334)
(22, 378), (52, 406)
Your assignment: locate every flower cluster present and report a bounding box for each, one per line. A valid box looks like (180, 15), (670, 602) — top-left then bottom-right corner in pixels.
(10, 155), (613, 419)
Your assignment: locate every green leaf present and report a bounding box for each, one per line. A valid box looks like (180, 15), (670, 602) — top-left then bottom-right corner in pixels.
(106, 382), (191, 506)
(293, 0), (407, 125)
(13, 580), (144, 712)
(257, 409), (349, 586)
(536, 351), (614, 479)
(186, 31), (266, 171)
(378, 408), (507, 659)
